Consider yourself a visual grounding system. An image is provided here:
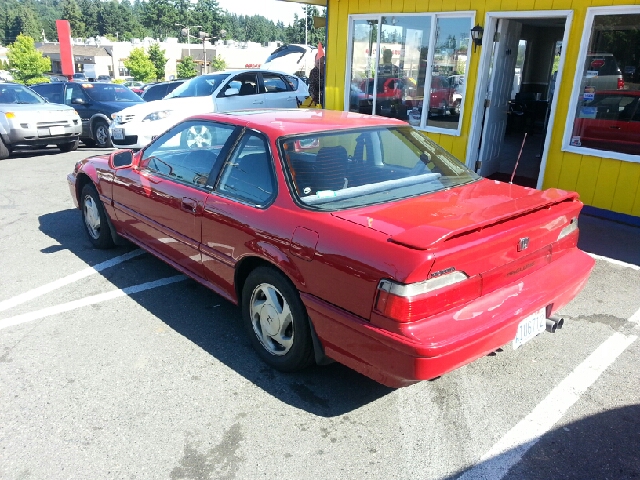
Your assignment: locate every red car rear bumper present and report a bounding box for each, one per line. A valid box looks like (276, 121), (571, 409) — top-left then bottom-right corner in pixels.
(303, 248), (595, 388)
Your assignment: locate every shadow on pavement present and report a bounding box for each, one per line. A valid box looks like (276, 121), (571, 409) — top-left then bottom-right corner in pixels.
(448, 404), (640, 479)
(38, 209), (394, 417)
(578, 213), (640, 267)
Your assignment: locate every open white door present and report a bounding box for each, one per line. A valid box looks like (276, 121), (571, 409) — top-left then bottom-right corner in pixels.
(478, 19), (522, 176)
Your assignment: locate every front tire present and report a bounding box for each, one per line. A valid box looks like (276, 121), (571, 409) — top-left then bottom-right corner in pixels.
(242, 267), (314, 372)
(92, 120), (112, 148)
(0, 136), (10, 160)
(57, 139), (79, 152)
(81, 184), (115, 249)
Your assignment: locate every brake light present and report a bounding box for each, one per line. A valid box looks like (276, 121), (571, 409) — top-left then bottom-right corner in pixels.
(374, 272), (482, 322)
(618, 78), (624, 89)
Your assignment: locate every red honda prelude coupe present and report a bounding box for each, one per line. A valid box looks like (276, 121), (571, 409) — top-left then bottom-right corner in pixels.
(67, 109), (594, 388)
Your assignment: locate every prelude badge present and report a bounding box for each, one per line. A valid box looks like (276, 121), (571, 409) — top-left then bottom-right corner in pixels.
(518, 237), (530, 252)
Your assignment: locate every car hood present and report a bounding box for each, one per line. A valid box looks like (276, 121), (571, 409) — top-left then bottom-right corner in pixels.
(331, 179), (578, 250)
(2, 103), (76, 114)
(95, 100), (144, 113)
(115, 96), (215, 117)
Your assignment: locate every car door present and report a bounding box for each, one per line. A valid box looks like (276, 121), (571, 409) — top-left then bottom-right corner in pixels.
(111, 119), (240, 277)
(214, 72), (265, 111)
(201, 130), (278, 294)
(64, 83), (93, 137)
(260, 71), (298, 108)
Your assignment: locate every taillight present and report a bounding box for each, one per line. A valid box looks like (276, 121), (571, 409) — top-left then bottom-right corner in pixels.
(374, 272), (482, 322)
(618, 77), (624, 89)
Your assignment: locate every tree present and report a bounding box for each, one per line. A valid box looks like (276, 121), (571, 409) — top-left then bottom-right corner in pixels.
(147, 43), (167, 81)
(124, 47), (155, 81)
(177, 56), (198, 79)
(60, 0), (85, 38)
(10, 2), (43, 41)
(209, 55), (226, 72)
(7, 34), (51, 84)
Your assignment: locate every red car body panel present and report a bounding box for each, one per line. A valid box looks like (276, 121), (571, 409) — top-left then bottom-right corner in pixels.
(68, 109), (595, 388)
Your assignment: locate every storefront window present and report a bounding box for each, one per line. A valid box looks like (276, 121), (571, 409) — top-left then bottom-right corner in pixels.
(567, 10), (640, 158)
(346, 14), (472, 134)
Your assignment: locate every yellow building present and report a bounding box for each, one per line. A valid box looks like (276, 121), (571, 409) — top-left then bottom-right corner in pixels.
(310, 1), (640, 224)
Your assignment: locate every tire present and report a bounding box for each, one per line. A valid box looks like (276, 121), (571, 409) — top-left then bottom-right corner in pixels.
(242, 267), (314, 372)
(92, 120), (112, 148)
(80, 184), (115, 249)
(57, 139), (79, 153)
(0, 136), (9, 160)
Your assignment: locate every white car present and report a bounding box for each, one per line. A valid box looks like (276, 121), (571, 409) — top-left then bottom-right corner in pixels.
(109, 69), (309, 149)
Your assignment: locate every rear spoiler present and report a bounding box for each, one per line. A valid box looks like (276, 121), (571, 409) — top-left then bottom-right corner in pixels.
(389, 189), (579, 250)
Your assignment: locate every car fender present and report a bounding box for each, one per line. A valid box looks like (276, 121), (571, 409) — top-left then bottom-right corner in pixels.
(89, 113), (111, 132)
(240, 239), (306, 288)
(74, 161), (112, 207)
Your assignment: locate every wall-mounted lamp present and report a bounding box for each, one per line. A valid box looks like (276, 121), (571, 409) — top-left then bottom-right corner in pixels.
(471, 25), (484, 52)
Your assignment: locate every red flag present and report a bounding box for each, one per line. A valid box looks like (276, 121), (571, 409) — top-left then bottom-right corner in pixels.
(316, 42), (324, 61)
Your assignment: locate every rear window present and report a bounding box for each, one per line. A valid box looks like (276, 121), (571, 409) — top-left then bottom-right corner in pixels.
(82, 83), (142, 102)
(279, 126), (479, 211)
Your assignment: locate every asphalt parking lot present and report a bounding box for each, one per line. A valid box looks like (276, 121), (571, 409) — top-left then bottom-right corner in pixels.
(1, 146), (639, 480)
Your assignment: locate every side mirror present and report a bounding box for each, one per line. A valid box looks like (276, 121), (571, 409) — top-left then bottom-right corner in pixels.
(110, 149), (134, 168)
(71, 97), (87, 105)
(225, 87), (239, 96)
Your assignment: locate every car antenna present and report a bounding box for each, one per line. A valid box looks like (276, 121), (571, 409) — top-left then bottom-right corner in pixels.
(510, 132), (527, 184)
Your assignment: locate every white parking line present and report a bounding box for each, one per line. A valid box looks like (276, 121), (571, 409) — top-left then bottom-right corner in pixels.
(588, 252), (640, 271)
(458, 332), (637, 480)
(0, 275), (186, 331)
(0, 250), (145, 313)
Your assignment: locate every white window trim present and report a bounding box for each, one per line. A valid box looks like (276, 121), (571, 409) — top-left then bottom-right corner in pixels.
(344, 12), (475, 136)
(562, 6), (640, 164)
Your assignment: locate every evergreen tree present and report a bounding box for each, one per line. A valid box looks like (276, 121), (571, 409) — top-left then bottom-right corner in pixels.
(60, 0), (85, 38)
(142, 0), (177, 39)
(10, 3), (43, 41)
(192, 0), (223, 40)
(147, 43), (167, 80)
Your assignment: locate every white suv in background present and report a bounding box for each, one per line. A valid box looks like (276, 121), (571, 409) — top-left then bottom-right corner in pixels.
(109, 69), (309, 149)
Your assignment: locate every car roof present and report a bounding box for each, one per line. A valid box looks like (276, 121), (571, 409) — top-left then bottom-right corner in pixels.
(192, 109), (407, 136)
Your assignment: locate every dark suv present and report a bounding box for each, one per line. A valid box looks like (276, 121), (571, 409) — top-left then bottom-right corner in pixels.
(140, 80), (186, 102)
(30, 81), (144, 147)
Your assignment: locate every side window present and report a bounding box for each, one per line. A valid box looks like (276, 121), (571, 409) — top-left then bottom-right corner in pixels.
(140, 120), (237, 188)
(32, 84), (63, 103)
(216, 132), (276, 206)
(261, 73), (290, 93)
(65, 84), (87, 104)
(234, 73), (259, 96)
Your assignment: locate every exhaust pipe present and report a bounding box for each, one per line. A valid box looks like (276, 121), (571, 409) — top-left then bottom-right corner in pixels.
(545, 315), (565, 333)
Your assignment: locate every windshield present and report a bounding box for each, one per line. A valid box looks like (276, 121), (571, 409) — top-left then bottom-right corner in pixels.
(166, 74), (229, 98)
(82, 83), (142, 102)
(265, 45), (308, 63)
(0, 84), (45, 104)
(280, 126), (480, 211)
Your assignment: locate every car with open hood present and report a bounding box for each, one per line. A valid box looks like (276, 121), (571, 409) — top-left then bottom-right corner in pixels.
(67, 109), (594, 387)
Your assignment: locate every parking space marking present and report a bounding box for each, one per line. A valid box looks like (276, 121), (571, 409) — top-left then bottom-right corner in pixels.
(458, 332), (637, 480)
(0, 275), (186, 331)
(630, 306), (640, 324)
(588, 253), (640, 270)
(0, 250), (145, 313)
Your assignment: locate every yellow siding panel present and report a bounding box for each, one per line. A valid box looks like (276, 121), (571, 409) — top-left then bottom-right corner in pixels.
(455, 0), (472, 11)
(610, 162), (640, 214)
(404, 0), (417, 13)
(517, 0), (536, 11)
(556, 155), (581, 192)
(591, 158), (622, 211)
(573, 156), (601, 205)
(534, 0), (554, 9)
(428, 0), (443, 12)
(450, 136), (467, 160)
(437, 133), (454, 154)
(632, 188), (640, 217)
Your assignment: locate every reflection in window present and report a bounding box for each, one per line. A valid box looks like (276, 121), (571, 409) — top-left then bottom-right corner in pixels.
(569, 12), (640, 156)
(346, 14), (471, 133)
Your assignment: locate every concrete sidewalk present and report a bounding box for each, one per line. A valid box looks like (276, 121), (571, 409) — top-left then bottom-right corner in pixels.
(578, 213), (640, 267)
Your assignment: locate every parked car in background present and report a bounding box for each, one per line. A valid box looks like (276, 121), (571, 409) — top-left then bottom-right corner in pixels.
(581, 53), (624, 91)
(572, 89), (640, 155)
(44, 73), (68, 82)
(96, 75), (112, 83)
(0, 82), (81, 159)
(31, 81), (144, 148)
(109, 69), (308, 149)
(71, 73), (88, 82)
(69, 109), (594, 387)
(139, 80), (186, 102)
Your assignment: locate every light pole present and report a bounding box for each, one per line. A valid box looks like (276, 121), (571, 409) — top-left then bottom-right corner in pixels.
(175, 23), (202, 57)
(199, 30), (226, 75)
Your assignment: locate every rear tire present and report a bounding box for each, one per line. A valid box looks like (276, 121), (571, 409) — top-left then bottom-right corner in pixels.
(81, 184), (115, 249)
(242, 267), (314, 372)
(92, 120), (112, 148)
(57, 139), (79, 152)
(0, 137), (9, 160)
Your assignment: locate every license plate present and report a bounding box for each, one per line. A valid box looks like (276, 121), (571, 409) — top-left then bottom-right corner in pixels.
(513, 307), (547, 349)
(113, 128), (124, 140)
(49, 126), (65, 136)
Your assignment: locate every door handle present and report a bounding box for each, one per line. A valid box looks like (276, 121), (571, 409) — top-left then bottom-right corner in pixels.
(609, 126), (621, 129)
(181, 197), (198, 213)
(253, 100), (264, 104)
